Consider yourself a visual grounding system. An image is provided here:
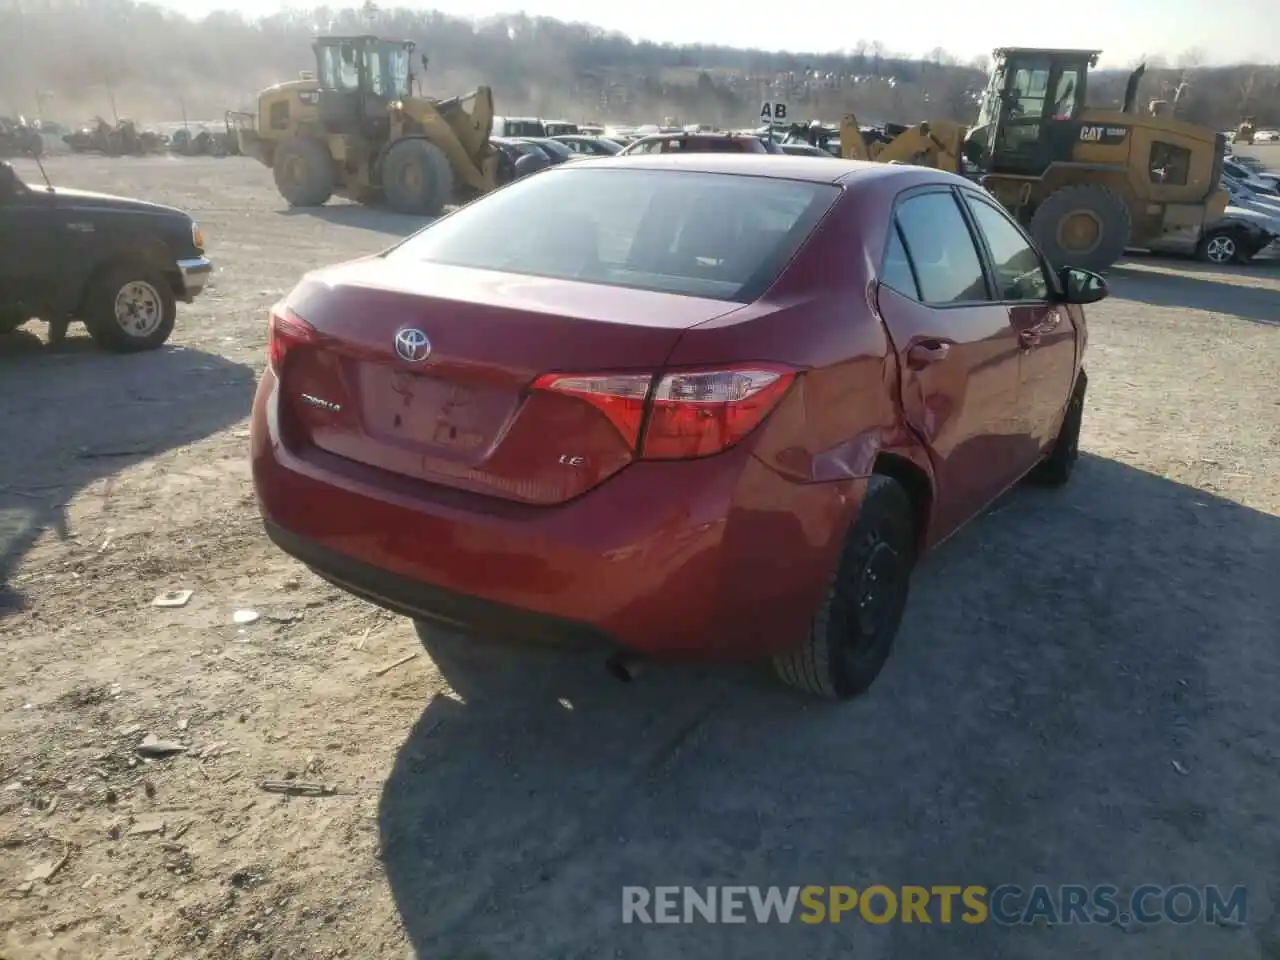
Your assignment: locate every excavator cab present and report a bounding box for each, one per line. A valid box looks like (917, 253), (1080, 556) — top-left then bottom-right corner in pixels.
(966, 47), (1099, 176)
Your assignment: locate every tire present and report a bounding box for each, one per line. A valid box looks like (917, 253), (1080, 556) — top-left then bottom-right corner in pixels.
(1196, 228), (1244, 265)
(1027, 368), (1087, 487)
(272, 137), (335, 208)
(1029, 184), (1132, 272)
(81, 264), (176, 353)
(382, 138), (455, 216)
(773, 475), (917, 700)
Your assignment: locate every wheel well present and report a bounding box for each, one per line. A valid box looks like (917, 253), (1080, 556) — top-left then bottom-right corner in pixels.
(871, 452), (932, 548)
(75, 255), (169, 317)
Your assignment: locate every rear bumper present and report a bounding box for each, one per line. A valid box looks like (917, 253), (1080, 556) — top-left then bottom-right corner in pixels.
(250, 372), (863, 660)
(263, 519), (616, 650)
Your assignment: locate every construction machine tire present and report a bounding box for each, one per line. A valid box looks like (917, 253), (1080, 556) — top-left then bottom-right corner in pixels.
(382, 138), (454, 216)
(1028, 184), (1132, 272)
(273, 137), (335, 208)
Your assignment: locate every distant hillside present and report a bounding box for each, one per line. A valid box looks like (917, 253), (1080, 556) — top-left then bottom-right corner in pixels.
(1, 0), (1277, 130)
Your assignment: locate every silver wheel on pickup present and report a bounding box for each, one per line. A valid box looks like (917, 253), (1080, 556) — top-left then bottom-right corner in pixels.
(83, 264), (177, 352)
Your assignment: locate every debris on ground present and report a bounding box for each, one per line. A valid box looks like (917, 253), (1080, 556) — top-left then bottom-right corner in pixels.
(25, 845), (72, 884)
(136, 734), (187, 758)
(152, 589), (194, 608)
(127, 817), (167, 837)
(232, 609), (260, 625)
(373, 652), (418, 676)
(259, 779), (340, 797)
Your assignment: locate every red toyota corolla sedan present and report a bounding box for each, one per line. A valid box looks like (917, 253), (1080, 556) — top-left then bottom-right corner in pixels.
(250, 154), (1107, 699)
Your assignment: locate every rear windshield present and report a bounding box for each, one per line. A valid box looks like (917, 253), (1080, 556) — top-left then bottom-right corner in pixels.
(385, 168), (839, 302)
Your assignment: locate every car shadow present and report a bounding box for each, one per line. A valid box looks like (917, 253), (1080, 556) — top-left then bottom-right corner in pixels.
(276, 203), (437, 237)
(377, 453), (1280, 958)
(0, 337), (255, 613)
(1109, 261), (1280, 327)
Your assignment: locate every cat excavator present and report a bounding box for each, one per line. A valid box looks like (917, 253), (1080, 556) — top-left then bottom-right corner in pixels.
(840, 47), (1229, 271)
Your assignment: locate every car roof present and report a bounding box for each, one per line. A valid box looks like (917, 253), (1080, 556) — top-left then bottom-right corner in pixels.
(562, 152), (966, 188)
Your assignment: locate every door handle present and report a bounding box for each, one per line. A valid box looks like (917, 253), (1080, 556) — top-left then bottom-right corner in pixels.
(1018, 328), (1041, 349)
(906, 340), (951, 370)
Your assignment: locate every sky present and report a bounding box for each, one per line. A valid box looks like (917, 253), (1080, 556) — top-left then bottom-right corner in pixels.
(153, 0), (1280, 68)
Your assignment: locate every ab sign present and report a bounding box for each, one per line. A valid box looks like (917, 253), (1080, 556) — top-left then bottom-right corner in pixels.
(759, 101), (789, 124)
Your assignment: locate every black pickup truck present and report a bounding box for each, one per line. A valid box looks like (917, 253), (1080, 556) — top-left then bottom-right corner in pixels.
(0, 160), (212, 351)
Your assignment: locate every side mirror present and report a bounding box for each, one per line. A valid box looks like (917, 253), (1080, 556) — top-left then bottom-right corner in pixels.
(1059, 266), (1109, 305)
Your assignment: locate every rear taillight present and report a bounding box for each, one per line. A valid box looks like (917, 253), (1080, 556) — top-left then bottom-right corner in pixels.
(643, 367), (795, 459)
(267, 304), (317, 376)
(531, 373), (652, 449)
(532, 364), (796, 460)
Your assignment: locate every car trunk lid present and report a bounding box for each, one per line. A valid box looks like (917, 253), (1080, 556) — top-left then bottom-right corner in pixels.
(278, 257), (740, 504)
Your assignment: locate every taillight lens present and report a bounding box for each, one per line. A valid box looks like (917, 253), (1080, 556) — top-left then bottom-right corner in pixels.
(531, 373), (652, 449)
(531, 364), (796, 460)
(267, 304), (317, 376)
(643, 367), (794, 460)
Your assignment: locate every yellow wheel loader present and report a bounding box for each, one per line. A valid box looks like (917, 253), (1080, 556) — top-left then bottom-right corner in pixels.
(841, 48), (1229, 271)
(238, 35), (504, 216)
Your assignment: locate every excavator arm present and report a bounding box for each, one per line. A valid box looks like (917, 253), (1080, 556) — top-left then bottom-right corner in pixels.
(839, 111), (967, 172)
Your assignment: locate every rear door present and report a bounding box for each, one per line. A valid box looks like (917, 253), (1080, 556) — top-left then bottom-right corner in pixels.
(874, 188), (1024, 540)
(958, 190), (1077, 455)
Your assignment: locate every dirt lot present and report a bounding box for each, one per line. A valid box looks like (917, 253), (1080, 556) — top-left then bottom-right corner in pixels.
(1, 154), (1278, 960)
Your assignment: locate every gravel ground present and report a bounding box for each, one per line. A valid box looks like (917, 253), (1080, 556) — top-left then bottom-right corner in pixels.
(1, 154), (1278, 960)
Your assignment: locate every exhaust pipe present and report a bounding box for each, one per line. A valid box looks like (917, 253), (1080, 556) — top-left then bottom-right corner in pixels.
(606, 651), (645, 682)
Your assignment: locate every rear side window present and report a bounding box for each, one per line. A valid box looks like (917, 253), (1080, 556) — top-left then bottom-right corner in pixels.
(893, 192), (989, 304)
(880, 225), (919, 299)
(387, 168), (839, 303)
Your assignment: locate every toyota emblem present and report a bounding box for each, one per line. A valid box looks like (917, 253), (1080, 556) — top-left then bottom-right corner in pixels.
(394, 328), (431, 364)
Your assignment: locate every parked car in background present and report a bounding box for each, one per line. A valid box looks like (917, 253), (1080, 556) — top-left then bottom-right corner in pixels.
(1229, 154), (1280, 191)
(543, 121), (579, 137)
(0, 159), (211, 351)
(1149, 206), (1279, 264)
(491, 137), (551, 180)
(1224, 156), (1280, 195)
(552, 135), (623, 157)
(491, 117), (546, 138)
(779, 143), (834, 158)
(618, 133), (778, 155)
(251, 154), (1105, 700)
(510, 137), (577, 165)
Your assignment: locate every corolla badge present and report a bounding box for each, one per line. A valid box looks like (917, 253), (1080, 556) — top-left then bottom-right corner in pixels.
(394, 328), (431, 363)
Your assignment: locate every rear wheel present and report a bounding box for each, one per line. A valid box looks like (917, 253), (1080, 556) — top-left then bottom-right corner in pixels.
(773, 476), (917, 700)
(82, 264), (176, 353)
(1029, 184), (1132, 272)
(273, 137), (335, 208)
(382, 138), (455, 216)
(1196, 227), (1245, 264)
